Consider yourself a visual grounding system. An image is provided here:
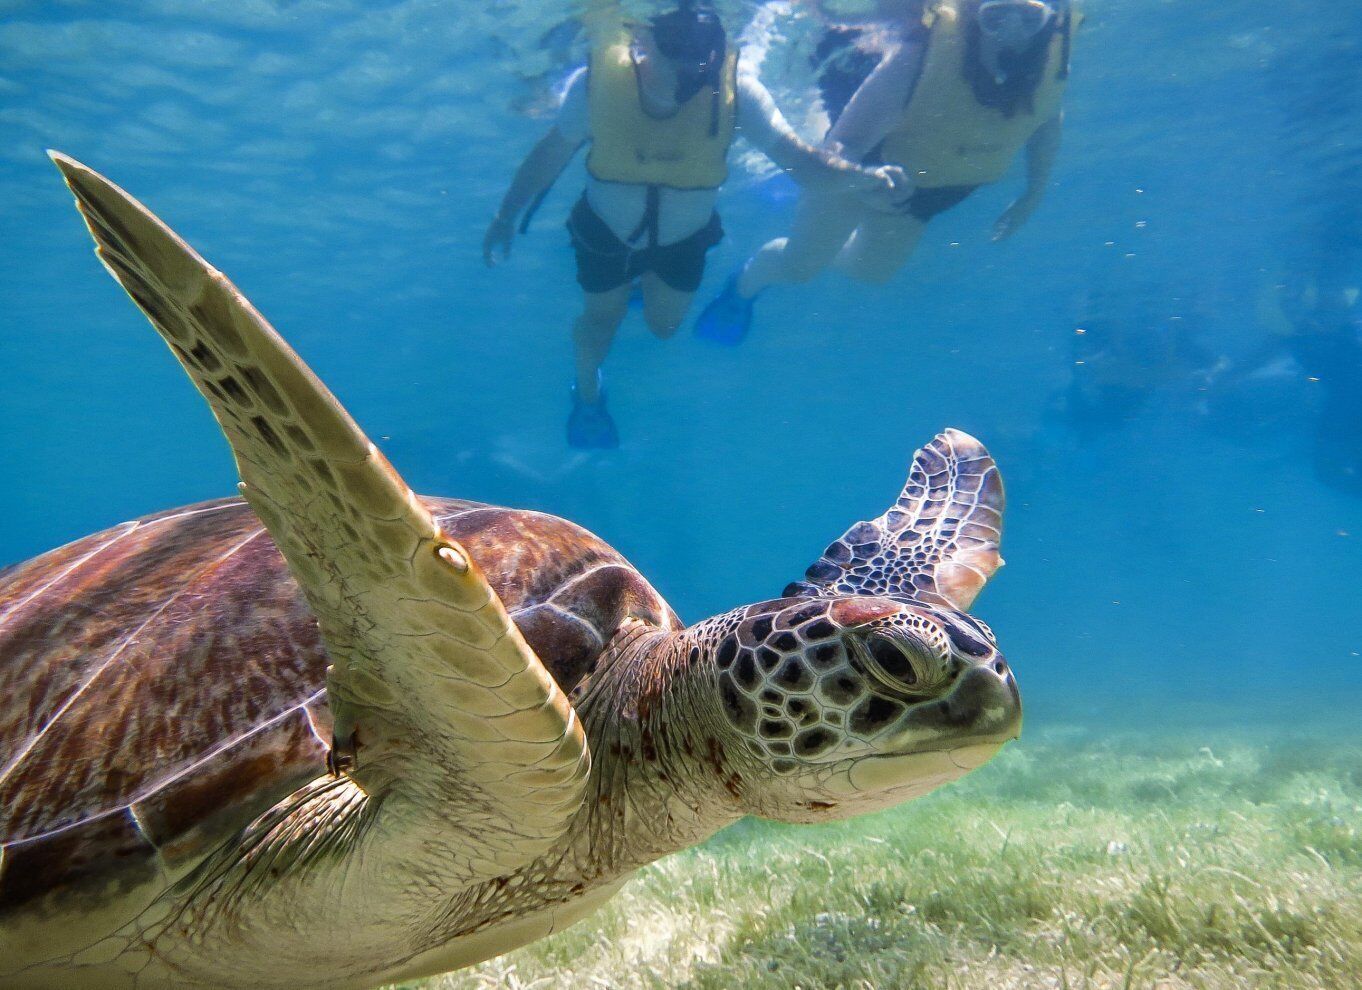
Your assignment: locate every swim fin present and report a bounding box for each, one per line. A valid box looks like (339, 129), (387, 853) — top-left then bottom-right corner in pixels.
(694, 274), (756, 346)
(567, 376), (620, 449)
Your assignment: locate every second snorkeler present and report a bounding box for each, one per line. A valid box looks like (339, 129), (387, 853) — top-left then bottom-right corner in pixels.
(697, 0), (1078, 343)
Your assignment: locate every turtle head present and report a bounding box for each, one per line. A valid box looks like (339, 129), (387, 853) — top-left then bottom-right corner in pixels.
(705, 595), (1019, 823)
(693, 429), (1015, 822)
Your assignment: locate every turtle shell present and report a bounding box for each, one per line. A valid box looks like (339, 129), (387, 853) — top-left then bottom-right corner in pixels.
(0, 496), (675, 921)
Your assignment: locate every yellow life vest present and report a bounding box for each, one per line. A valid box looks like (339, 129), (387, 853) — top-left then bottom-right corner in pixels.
(586, 32), (738, 190)
(880, 0), (1075, 187)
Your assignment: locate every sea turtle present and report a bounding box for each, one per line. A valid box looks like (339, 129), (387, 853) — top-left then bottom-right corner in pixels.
(0, 153), (1020, 990)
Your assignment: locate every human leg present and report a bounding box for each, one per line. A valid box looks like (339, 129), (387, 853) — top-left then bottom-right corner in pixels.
(834, 210), (926, 285)
(832, 185), (978, 285)
(572, 285), (631, 403)
(567, 286), (628, 449)
(736, 191), (863, 298)
(695, 193), (862, 344)
(639, 273), (695, 339)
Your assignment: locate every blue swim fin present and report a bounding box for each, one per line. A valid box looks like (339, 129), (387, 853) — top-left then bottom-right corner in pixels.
(694, 274), (756, 346)
(567, 376), (620, 449)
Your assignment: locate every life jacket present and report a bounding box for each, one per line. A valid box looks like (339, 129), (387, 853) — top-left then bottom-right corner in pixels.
(586, 30), (738, 191)
(880, 0), (1076, 188)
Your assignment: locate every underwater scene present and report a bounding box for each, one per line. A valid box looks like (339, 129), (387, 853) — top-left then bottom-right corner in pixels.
(1, 0), (1359, 987)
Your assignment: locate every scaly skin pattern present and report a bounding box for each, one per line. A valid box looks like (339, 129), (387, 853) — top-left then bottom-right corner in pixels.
(398, 594), (1018, 977)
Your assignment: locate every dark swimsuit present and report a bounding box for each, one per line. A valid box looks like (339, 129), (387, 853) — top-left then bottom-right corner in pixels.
(567, 194), (723, 294)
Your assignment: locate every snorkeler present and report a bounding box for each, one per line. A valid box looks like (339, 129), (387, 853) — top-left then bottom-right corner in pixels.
(484, 1), (909, 449)
(1209, 275), (1362, 498)
(696, 0), (1077, 343)
(1056, 290), (1213, 442)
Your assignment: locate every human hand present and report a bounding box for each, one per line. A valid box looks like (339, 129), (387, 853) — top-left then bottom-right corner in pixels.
(854, 164), (915, 211)
(992, 194), (1040, 241)
(483, 214), (516, 267)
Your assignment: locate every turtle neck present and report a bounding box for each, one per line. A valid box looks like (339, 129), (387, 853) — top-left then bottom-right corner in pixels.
(426, 621), (750, 953)
(555, 622), (747, 881)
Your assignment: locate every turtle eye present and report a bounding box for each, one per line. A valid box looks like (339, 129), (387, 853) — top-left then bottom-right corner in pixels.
(868, 637), (918, 685)
(857, 633), (942, 693)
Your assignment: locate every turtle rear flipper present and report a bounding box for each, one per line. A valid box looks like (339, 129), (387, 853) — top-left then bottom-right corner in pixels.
(50, 152), (590, 883)
(786, 429), (1005, 610)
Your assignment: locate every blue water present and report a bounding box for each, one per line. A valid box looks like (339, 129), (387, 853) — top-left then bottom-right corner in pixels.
(1, 0), (1359, 734)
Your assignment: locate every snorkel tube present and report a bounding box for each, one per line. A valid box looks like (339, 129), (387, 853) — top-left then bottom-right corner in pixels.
(649, 0), (727, 106)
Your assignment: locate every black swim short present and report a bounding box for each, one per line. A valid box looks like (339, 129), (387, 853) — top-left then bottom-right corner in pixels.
(863, 146), (979, 222)
(902, 184), (979, 222)
(567, 195), (724, 295)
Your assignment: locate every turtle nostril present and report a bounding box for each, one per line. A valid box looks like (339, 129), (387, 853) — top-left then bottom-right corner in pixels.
(869, 637), (917, 685)
(991, 658), (1007, 676)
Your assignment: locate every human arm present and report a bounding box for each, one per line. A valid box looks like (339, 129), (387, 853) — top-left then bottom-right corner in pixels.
(736, 73), (911, 202)
(483, 126), (584, 266)
(825, 35), (928, 162)
(993, 112), (1062, 241)
(484, 69), (590, 266)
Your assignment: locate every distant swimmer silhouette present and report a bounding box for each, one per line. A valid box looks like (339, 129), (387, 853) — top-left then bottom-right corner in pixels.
(1052, 281), (1214, 442)
(697, 0), (1077, 344)
(1208, 274), (1362, 498)
(484, 1), (910, 448)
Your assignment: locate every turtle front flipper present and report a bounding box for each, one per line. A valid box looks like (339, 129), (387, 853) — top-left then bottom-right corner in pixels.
(786, 429), (1005, 610)
(50, 152), (590, 882)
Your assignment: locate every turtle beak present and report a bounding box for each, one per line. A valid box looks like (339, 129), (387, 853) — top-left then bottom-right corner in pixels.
(886, 655), (1021, 756)
(947, 657), (1022, 746)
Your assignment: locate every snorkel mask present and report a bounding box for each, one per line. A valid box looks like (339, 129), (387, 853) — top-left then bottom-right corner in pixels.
(649, 1), (726, 104)
(977, 0), (1056, 47)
